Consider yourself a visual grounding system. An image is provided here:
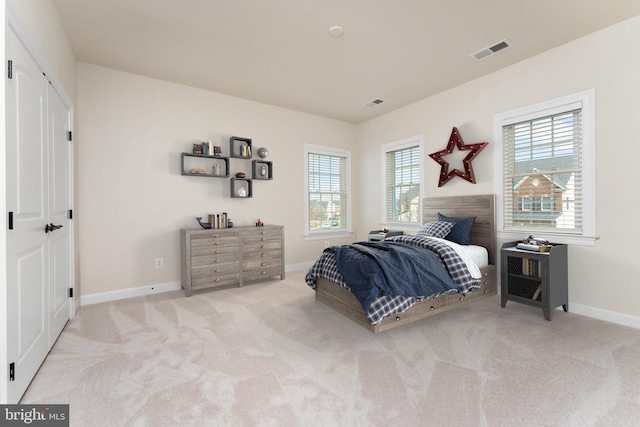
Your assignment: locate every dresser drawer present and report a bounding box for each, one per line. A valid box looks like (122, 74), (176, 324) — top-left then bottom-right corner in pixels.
(191, 243), (239, 257)
(191, 252), (239, 267)
(192, 272), (240, 289)
(243, 257), (282, 271)
(241, 228), (282, 241)
(191, 262), (240, 278)
(243, 266), (284, 282)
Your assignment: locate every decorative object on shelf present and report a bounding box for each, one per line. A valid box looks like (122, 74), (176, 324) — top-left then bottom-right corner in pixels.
(251, 160), (273, 180)
(181, 153), (230, 178)
(230, 136), (252, 158)
(230, 178), (253, 198)
(227, 218), (234, 228)
(428, 127), (488, 187)
(213, 163), (221, 176)
(258, 147), (269, 158)
(235, 172), (246, 178)
(214, 146), (222, 156)
(196, 217), (211, 229)
(256, 219), (263, 227)
(192, 143), (204, 154)
(190, 168), (206, 174)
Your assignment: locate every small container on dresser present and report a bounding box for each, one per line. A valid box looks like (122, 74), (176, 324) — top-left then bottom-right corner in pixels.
(181, 225), (285, 296)
(500, 241), (568, 320)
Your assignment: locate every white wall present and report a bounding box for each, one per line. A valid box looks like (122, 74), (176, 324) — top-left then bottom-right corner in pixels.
(357, 16), (640, 321)
(77, 63), (356, 296)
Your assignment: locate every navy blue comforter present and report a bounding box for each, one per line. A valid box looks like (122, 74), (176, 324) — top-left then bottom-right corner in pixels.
(326, 241), (457, 312)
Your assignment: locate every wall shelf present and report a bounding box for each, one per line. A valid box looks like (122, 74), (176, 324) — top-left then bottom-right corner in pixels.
(230, 178), (253, 198)
(252, 160), (273, 180)
(181, 153), (229, 177)
(230, 136), (252, 159)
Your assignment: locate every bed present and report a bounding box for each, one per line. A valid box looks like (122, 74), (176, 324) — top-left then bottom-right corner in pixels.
(305, 194), (496, 333)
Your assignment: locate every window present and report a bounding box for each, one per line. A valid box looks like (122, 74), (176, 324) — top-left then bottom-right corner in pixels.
(494, 90), (596, 245)
(304, 144), (351, 236)
(382, 135), (424, 226)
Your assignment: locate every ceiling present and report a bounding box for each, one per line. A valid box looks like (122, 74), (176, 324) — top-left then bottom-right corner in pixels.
(52, 0), (640, 124)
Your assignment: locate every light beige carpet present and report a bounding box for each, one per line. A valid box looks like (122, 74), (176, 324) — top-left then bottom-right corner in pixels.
(21, 270), (640, 426)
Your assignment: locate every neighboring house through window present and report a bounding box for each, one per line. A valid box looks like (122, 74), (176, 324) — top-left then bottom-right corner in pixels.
(494, 90), (596, 245)
(382, 135), (424, 228)
(304, 144), (351, 237)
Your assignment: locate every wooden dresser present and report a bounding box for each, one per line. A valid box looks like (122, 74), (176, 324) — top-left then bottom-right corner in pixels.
(181, 225), (285, 296)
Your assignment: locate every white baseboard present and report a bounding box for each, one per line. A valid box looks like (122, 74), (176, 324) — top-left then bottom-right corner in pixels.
(78, 263), (313, 307)
(569, 303), (640, 330)
(80, 281), (181, 306)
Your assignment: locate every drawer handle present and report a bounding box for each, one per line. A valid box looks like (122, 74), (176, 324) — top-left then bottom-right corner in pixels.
(483, 272), (488, 276)
(459, 297), (465, 302)
(261, 271), (266, 274)
(483, 289), (487, 294)
(260, 231), (265, 234)
(214, 278), (220, 282)
(212, 234), (219, 238)
(214, 259), (219, 263)
(214, 250), (219, 254)
(261, 262), (267, 266)
(214, 241), (219, 245)
(261, 245), (265, 249)
(430, 306), (435, 310)
(261, 238), (266, 241)
(395, 316), (401, 321)
(214, 269), (219, 272)
(261, 254), (266, 257)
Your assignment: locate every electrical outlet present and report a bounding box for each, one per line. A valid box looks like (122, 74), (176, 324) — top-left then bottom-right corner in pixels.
(154, 257), (164, 268)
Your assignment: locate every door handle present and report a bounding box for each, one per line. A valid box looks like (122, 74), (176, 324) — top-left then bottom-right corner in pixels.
(45, 223), (63, 233)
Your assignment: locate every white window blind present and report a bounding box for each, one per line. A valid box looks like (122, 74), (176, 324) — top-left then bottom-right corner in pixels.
(385, 145), (421, 224)
(306, 147), (350, 234)
(503, 109), (583, 233)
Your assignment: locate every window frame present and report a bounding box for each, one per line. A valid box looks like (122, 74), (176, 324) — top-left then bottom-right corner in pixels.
(493, 90), (596, 246)
(303, 144), (352, 239)
(381, 135), (424, 231)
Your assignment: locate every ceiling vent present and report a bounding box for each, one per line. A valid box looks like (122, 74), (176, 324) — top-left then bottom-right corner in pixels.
(365, 98), (385, 107)
(470, 39), (511, 61)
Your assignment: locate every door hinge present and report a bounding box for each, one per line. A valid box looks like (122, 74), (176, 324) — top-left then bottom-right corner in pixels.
(68, 288), (74, 298)
(8, 60), (12, 79)
(67, 131), (72, 141)
(8, 212), (14, 230)
(69, 209), (73, 220)
(9, 363), (15, 381)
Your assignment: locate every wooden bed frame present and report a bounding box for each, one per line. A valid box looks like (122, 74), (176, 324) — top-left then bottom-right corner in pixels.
(315, 194), (497, 333)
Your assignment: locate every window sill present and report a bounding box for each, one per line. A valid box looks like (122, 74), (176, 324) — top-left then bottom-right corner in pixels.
(305, 231), (353, 241)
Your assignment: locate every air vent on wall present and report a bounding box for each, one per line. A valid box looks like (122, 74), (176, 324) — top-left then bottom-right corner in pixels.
(470, 39), (511, 61)
(365, 98), (385, 107)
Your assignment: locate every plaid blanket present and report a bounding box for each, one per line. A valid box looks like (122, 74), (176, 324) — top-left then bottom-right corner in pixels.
(305, 235), (480, 325)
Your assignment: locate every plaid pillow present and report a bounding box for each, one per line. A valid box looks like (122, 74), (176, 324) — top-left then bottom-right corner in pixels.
(416, 221), (454, 239)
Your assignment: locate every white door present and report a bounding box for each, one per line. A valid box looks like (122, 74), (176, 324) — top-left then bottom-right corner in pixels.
(47, 84), (72, 347)
(5, 28), (72, 403)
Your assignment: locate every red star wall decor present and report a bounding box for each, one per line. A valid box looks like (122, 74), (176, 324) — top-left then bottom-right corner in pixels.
(428, 127), (488, 187)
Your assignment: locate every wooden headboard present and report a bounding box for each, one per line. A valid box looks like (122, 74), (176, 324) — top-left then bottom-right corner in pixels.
(422, 194), (496, 265)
